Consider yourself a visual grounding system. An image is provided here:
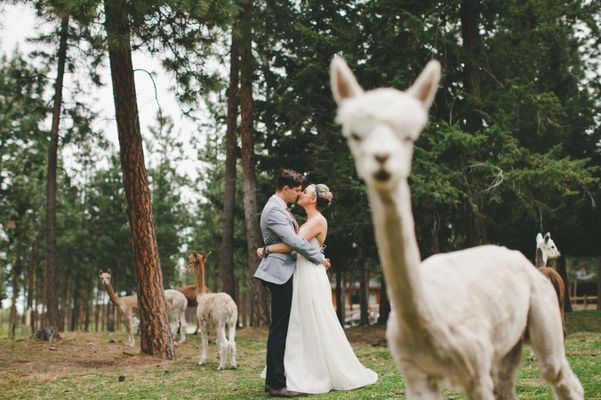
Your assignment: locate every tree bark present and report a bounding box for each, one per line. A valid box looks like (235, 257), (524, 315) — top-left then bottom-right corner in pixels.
(104, 0), (174, 359)
(597, 257), (601, 311)
(9, 256), (21, 339)
(359, 260), (369, 326)
(220, 21), (240, 303)
(557, 256), (572, 312)
(460, 0), (483, 133)
(377, 278), (391, 325)
(25, 240), (36, 334)
(335, 264), (344, 326)
(239, 0), (269, 326)
(70, 275), (80, 331)
(59, 267), (70, 331)
(45, 14), (69, 332)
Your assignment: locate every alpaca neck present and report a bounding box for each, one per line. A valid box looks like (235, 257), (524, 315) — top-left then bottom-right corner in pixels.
(194, 263), (207, 294)
(368, 179), (429, 328)
(103, 283), (121, 307)
(535, 248), (546, 268)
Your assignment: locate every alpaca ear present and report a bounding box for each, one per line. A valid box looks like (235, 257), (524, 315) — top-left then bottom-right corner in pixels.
(107, 269), (112, 276)
(406, 60), (441, 110)
(99, 269), (103, 276)
(544, 232), (551, 243)
(204, 251), (213, 260)
(536, 233), (543, 243)
(330, 55), (364, 104)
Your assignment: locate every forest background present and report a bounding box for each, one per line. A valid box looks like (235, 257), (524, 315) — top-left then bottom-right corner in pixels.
(1, 0), (600, 356)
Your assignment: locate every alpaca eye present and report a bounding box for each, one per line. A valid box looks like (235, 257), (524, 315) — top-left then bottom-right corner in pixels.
(403, 137), (413, 144)
(350, 132), (362, 142)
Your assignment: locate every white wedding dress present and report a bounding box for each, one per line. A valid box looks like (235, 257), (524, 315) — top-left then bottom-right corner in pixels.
(276, 238), (378, 394)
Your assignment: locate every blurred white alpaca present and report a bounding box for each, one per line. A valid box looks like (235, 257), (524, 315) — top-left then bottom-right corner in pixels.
(330, 56), (583, 400)
(164, 289), (188, 344)
(188, 251), (238, 370)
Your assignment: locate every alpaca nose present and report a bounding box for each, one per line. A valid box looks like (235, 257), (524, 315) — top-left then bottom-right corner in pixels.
(375, 154), (389, 164)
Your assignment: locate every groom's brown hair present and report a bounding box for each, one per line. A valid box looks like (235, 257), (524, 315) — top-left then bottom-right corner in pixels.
(277, 169), (305, 190)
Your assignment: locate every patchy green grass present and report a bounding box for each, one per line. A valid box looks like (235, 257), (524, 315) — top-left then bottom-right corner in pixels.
(0, 311), (600, 399)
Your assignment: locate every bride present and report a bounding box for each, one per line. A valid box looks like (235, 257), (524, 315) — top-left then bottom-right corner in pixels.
(259, 183), (378, 395)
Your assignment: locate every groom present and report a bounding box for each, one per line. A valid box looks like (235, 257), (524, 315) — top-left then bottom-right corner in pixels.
(255, 169), (330, 398)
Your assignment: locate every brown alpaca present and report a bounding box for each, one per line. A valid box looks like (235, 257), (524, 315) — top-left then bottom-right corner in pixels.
(98, 269), (138, 347)
(188, 251), (238, 369)
(177, 284), (198, 307)
(535, 232), (567, 337)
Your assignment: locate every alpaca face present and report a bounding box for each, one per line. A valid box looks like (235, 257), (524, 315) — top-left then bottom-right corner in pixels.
(537, 232), (561, 260)
(99, 271), (111, 285)
(337, 89), (427, 186)
(330, 56), (441, 189)
(187, 251), (212, 274)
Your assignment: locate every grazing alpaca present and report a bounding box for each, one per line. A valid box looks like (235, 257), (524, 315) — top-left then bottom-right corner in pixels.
(330, 56), (583, 399)
(535, 232), (567, 337)
(99, 269), (138, 347)
(188, 251), (238, 369)
(164, 289), (188, 344)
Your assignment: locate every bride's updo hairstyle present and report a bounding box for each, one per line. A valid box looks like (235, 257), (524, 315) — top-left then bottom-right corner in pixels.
(313, 184), (333, 211)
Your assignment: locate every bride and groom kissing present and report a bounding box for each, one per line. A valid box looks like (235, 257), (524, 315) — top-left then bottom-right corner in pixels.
(254, 169), (378, 397)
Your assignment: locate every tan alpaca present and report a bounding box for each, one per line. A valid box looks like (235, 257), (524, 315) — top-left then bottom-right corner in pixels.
(176, 284), (198, 305)
(330, 56), (583, 400)
(188, 251), (238, 369)
(164, 289), (188, 344)
(99, 269), (138, 347)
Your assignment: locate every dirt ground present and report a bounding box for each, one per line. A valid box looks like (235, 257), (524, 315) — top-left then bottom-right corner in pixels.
(0, 325), (387, 377)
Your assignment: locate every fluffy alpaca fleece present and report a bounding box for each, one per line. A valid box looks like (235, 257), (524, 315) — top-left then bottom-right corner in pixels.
(188, 251), (238, 370)
(330, 56), (583, 400)
(535, 232), (567, 337)
(164, 289), (188, 344)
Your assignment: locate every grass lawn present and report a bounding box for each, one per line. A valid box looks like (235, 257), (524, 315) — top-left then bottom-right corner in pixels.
(0, 310), (600, 399)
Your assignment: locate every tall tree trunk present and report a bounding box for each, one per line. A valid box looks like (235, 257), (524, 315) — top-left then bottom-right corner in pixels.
(9, 257), (22, 339)
(70, 275), (80, 331)
(358, 259), (369, 326)
(95, 285), (101, 332)
(377, 278), (391, 325)
(239, 0), (268, 326)
(59, 267), (70, 331)
(220, 21), (240, 303)
(84, 287), (91, 331)
(24, 240), (36, 332)
(597, 257), (601, 311)
(557, 257), (572, 312)
(103, 0), (174, 359)
(465, 199), (486, 246)
(45, 14), (69, 332)
(459, 0), (483, 133)
(335, 264), (344, 326)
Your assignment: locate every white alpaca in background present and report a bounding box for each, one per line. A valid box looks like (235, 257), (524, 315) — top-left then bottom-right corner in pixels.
(164, 289), (188, 344)
(188, 251), (238, 370)
(535, 232), (566, 337)
(330, 56), (583, 399)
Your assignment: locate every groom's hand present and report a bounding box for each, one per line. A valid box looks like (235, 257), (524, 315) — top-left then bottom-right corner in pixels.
(257, 247), (264, 258)
(322, 258), (331, 270)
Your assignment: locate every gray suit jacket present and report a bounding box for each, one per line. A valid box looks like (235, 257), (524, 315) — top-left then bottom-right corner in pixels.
(254, 195), (324, 284)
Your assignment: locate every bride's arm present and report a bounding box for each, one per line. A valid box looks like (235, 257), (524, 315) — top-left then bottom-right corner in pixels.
(258, 218), (324, 255)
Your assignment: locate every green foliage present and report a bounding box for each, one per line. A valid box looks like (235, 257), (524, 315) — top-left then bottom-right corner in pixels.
(147, 115), (195, 288)
(0, 51), (48, 306)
